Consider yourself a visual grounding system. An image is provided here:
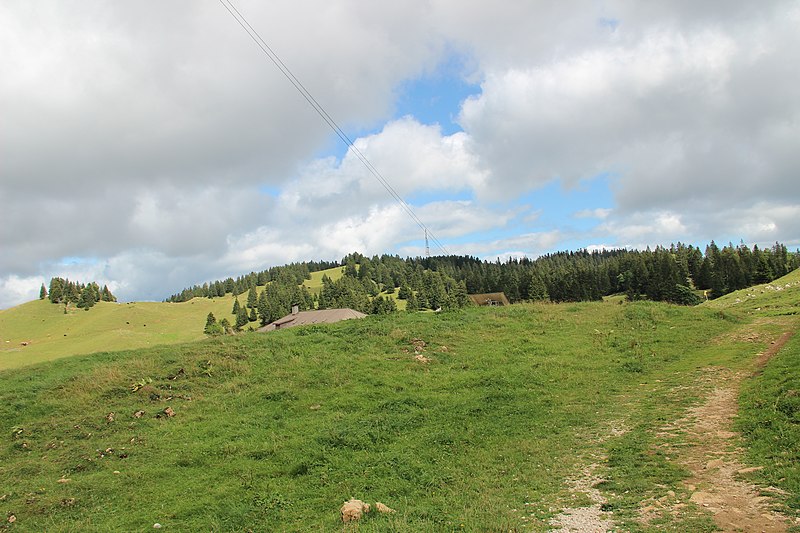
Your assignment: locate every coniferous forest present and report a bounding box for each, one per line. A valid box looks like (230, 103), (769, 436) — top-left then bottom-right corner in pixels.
(44, 277), (117, 310)
(166, 241), (798, 326)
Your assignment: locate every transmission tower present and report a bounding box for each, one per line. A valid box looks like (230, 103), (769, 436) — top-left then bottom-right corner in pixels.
(425, 229), (430, 258)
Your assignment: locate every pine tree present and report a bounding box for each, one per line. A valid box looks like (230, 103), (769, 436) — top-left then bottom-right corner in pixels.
(76, 285), (97, 310)
(528, 275), (548, 301)
(204, 312), (224, 335)
(235, 305), (249, 330)
(257, 291), (270, 325)
(48, 277), (63, 303)
(39, 283), (48, 300)
(406, 292), (418, 312)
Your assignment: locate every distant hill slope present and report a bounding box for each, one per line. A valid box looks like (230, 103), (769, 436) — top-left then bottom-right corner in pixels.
(0, 266), (383, 371)
(702, 268), (800, 316)
(0, 296), (240, 370)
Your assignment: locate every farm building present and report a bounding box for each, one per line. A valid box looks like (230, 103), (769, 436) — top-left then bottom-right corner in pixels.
(258, 307), (366, 332)
(468, 292), (511, 306)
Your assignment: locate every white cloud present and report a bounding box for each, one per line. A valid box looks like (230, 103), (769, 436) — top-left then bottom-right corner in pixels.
(574, 208), (612, 219)
(0, 275), (44, 310)
(1, 1), (799, 308)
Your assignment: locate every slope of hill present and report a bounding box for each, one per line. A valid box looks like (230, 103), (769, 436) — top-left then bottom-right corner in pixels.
(1, 264), (412, 371)
(0, 297), (238, 370)
(1, 300), (795, 530)
(703, 267), (800, 315)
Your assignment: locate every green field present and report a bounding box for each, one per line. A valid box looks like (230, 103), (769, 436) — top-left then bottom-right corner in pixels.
(0, 297), (239, 370)
(0, 270), (797, 530)
(0, 278), (796, 530)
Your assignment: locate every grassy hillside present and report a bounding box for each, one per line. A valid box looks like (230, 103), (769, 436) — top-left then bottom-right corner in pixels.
(1, 299), (792, 531)
(1, 265), (405, 371)
(301, 266), (345, 294)
(703, 267), (800, 316)
(0, 297), (239, 371)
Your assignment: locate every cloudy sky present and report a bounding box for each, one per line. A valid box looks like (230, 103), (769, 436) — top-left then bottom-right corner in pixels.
(2, 0), (799, 308)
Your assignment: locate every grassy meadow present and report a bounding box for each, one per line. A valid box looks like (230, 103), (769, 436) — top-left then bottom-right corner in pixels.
(0, 269), (797, 530)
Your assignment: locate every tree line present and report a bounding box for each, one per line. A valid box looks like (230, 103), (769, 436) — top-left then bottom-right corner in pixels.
(190, 240), (797, 334)
(165, 260), (338, 303)
(43, 278), (116, 310)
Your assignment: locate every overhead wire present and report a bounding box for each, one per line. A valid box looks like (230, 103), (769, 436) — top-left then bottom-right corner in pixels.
(218, 0), (450, 255)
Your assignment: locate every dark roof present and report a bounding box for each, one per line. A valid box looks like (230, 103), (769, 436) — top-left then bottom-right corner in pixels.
(468, 292), (511, 306)
(258, 308), (367, 332)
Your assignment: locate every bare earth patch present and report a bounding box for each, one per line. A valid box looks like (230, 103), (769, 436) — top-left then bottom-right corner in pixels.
(549, 462), (614, 533)
(548, 422), (628, 532)
(651, 331), (795, 532)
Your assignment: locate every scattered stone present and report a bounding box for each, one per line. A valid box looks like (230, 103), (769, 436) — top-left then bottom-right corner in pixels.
(133, 410), (145, 419)
(57, 478), (71, 484)
(153, 523), (162, 529)
(705, 459), (725, 470)
(105, 412), (115, 423)
(160, 407), (175, 418)
(375, 502), (395, 514)
(113, 471), (121, 475)
(8, 515), (16, 524)
(309, 404), (321, 410)
(61, 498), (76, 507)
(340, 499), (370, 522)
(410, 338), (426, 353)
(20, 341), (29, 346)
(414, 354), (431, 364)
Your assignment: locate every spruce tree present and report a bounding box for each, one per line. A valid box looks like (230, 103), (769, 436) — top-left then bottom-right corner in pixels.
(249, 307), (258, 322)
(235, 305), (249, 330)
(232, 298), (240, 315)
(39, 283), (48, 300)
(77, 285), (97, 310)
(247, 287), (257, 309)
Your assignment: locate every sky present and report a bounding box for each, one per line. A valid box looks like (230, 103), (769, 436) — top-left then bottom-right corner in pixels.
(2, 0), (799, 308)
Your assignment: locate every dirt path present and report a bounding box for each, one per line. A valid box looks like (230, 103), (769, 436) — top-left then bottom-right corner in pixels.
(654, 331), (795, 532)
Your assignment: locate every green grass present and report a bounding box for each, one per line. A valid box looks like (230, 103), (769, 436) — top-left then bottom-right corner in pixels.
(302, 266), (345, 294)
(703, 268), (800, 316)
(0, 300), (771, 531)
(0, 297), (242, 370)
(737, 329), (800, 521)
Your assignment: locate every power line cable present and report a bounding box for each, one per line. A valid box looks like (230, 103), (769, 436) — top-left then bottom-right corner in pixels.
(218, 0), (450, 255)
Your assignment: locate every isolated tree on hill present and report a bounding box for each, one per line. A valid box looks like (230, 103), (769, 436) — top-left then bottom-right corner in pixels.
(232, 297), (240, 315)
(39, 283), (47, 300)
(204, 312), (224, 335)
